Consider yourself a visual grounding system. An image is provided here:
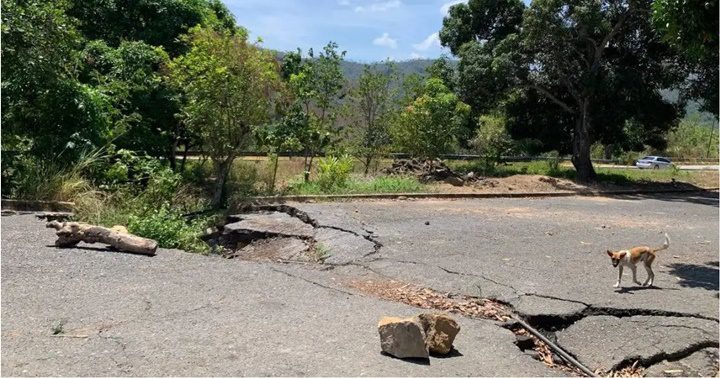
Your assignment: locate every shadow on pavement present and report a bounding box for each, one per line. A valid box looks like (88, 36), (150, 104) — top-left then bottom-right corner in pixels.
(614, 285), (678, 294)
(607, 190), (719, 208)
(431, 348), (464, 359)
(667, 262), (719, 291)
(380, 352), (431, 365)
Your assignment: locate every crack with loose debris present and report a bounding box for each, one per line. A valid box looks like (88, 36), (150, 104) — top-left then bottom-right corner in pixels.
(229, 203), (720, 376)
(610, 341), (720, 372)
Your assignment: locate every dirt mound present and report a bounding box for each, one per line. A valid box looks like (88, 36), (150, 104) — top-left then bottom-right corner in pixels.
(384, 159), (466, 185)
(430, 174), (589, 194)
(474, 175), (588, 193)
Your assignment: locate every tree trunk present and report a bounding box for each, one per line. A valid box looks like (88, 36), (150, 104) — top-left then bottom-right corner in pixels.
(306, 153), (315, 182)
(270, 154), (279, 193)
(46, 221), (158, 255)
(303, 150), (310, 182)
(180, 143), (190, 172)
(211, 157), (233, 207)
(364, 154), (372, 176)
(571, 101), (597, 183)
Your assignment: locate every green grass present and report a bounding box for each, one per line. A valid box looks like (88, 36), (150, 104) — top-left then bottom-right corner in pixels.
(287, 175), (429, 195)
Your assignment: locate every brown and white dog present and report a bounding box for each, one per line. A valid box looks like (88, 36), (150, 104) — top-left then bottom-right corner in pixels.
(606, 233), (670, 288)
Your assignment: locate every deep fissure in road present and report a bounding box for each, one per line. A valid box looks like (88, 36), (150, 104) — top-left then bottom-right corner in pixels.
(215, 204), (719, 376)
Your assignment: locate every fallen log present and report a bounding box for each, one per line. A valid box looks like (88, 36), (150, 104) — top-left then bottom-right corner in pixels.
(46, 221), (158, 256)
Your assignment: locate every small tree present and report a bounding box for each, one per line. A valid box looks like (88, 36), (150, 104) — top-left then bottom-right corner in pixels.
(392, 78), (470, 161)
(169, 26), (281, 206)
(471, 114), (514, 173)
(255, 106), (305, 192)
(349, 62), (397, 175)
(283, 42), (346, 181)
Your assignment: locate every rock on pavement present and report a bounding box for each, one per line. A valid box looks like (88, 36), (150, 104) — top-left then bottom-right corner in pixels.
(378, 316), (429, 359)
(418, 312), (461, 355)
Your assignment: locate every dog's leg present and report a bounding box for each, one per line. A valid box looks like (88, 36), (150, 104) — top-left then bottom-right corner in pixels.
(642, 261), (653, 286)
(631, 265), (641, 286)
(614, 265), (623, 288)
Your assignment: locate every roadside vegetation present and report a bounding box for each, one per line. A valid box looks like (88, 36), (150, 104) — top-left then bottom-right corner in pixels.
(2, 0), (717, 252)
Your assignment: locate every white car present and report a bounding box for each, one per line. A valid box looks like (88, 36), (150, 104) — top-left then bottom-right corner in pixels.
(635, 156), (672, 169)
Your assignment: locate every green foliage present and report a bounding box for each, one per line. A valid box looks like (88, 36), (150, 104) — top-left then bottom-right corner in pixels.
(316, 155), (354, 191)
(665, 116), (719, 159)
(67, 0), (236, 57)
(392, 78), (471, 160)
(284, 42), (347, 180)
(471, 114), (514, 170)
(169, 25), (282, 205)
(288, 176), (426, 195)
(1, 0), (115, 159)
(426, 55), (457, 91)
(348, 62), (398, 175)
(127, 205), (209, 253)
(441, 0), (683, 182)
(545, 151), (561, 175)
(653, 0), (718, 115)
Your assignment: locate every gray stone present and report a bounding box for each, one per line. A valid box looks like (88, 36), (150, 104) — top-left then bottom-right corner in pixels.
(444, 176), (464, 187)
(417, 312), (461, 355)
(224, 212), (314, 239)
(378, 316), (429, 359)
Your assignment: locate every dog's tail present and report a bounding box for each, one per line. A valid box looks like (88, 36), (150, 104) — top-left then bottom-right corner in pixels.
(653, 233), (670, 253)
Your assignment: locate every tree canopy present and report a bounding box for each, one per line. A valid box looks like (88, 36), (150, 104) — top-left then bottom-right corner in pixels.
(440, 0), (683, 182)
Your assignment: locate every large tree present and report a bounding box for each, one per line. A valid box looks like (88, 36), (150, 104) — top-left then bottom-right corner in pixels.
(441, 0), (681, 182)
(169, 26), (282, 206)
(653, 0), (718, 116)
(1, 0), (114, 159)
(67, 0), (235, 57)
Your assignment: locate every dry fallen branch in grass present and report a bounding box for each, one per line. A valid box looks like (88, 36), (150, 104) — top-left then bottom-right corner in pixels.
(46, 221), (158, 256)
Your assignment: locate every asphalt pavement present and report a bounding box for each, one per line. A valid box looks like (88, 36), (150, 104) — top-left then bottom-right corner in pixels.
(2, 192), (718, 376)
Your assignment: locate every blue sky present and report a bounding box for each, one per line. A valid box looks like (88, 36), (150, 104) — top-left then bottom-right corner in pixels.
(224, 0), (469, 62)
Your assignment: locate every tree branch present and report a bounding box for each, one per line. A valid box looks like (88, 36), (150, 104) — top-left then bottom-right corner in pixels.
(528, 85), (576, 114)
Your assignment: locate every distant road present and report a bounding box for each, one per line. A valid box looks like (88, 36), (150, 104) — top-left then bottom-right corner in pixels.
(593, 163), (719, 171)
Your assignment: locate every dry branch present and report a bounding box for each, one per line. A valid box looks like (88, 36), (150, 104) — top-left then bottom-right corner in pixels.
(46, 221), (158, 256)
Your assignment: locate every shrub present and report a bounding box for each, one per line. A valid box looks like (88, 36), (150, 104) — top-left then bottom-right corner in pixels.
(127, 205), (209, 253)
(545, 151), (561, 174)
(316, 155), (353, 191)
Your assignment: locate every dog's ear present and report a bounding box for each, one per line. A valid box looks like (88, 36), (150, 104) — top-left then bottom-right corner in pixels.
(606, 250), (613, 257)
(618, 251), (627, 258)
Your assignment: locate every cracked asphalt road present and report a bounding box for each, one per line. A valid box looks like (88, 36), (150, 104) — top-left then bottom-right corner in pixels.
(2, 192), (719, 376)
(290, 192), (720, 373)
(1, 214), (553, 377)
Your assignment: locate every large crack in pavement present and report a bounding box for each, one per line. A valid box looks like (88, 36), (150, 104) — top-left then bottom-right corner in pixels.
(219, 204), (719, 376)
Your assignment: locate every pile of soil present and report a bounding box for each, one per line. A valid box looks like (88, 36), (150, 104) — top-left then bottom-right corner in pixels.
(384, 159), (467, 185)
(431, 174), (589, 194)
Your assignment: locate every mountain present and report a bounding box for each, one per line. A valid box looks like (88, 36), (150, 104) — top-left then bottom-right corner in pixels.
(340, 59), (436, 82)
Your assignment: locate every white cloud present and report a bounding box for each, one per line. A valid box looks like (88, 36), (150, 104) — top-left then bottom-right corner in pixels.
(409, 52), (425, 59)
(412, 32), (440, 51)
(355, 0), (401, 13)
(372, 32), (398, 49)
(440, 0), (466, 15)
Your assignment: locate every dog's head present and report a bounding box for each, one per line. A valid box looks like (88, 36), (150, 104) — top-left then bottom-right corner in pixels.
(606, 250), (626, 267)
